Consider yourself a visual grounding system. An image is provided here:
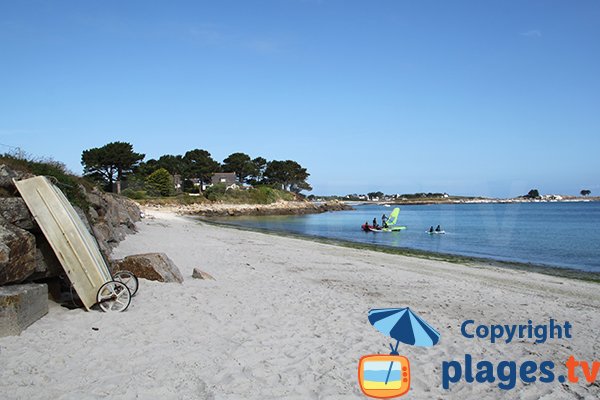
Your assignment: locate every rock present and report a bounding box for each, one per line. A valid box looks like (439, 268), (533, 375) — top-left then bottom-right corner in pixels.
(30, 235), (62, 280)
(0, 166), (141, 284)
(0, 217), (36, 285)
(74, 205), (93, 235)
(112, 253), (184, 283)
(0, 197), (35, 230)
(0, 283), (48, 337)
(319, 201), (354, 212)
(192, 268), (215, 280)
(0, 164), (33, 191)
(88, 206), (99, 220)
(85, 189), (141, 254)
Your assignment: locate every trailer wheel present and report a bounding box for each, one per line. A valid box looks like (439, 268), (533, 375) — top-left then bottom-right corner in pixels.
(113, 270), (139, 297)
(97, 281), (131, 312)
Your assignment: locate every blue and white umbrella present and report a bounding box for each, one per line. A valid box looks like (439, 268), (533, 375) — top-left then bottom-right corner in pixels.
(367, 307), (440, 385)
(368, 307), (440, 347)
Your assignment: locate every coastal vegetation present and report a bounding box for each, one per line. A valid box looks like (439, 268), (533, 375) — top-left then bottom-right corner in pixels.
(81, 142), (145, 194)
(80, 141), (312, 204)
(0, 153), (91, 209)
(144, 168), (175, 197)
(203, 184), (295, 204)
(523, 189), (541, 199)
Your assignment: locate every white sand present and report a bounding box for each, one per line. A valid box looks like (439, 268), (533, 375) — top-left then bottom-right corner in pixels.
(1, 210), (599, 399)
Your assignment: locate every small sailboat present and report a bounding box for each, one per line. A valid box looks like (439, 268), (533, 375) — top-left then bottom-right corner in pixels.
(363, 208), (407, 232)
(380, 207), (406, 232)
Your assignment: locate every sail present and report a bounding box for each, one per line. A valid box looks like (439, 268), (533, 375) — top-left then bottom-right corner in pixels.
(387, 207), (400, 226)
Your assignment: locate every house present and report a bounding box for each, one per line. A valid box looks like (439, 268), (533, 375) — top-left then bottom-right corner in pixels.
(211, 172), (237, 186)
(173, 174), (182, 191)
(201, 172), (239, 191)
(178, 172), (240, 192)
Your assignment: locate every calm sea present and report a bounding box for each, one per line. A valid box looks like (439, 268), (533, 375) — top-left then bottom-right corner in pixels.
(217, 202), (600, 272)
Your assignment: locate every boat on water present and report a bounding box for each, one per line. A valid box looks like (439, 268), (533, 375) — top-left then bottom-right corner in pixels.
(361, 207), (406, 232)
(371, 226), (406, 232)
(427, 230), (446, 235)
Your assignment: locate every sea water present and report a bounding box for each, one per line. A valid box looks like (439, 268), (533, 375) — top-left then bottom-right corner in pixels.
(218, 202), (600, 272)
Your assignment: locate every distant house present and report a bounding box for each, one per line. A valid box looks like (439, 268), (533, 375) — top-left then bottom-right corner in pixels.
(173, 174), (182, 191)
(211, 172), (237, 186)
(200, 172), (239, 191)
(189, 178), (202, 188)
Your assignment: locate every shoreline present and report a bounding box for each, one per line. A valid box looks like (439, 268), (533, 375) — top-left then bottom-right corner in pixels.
(139, 199), (353, 217)
(198, 217), (600, 284)
(348, 197), (600, 206)
(2, 208), (599, 398)
(135, 196), (600, 218)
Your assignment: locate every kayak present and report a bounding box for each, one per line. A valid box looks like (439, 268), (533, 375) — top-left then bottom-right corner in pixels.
(427, 230), (446, 235)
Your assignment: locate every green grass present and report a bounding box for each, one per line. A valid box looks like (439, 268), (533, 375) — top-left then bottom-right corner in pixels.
(127, 185), (296, 206)
(204, 184), (296, 204)
(0, 154), (91, 210)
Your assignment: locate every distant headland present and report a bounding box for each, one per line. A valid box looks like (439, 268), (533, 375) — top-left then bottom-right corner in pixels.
(309, 190), (598, 206)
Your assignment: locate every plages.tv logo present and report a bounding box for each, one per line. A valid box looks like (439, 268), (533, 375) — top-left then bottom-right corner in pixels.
(442, 319), (600, 390)
(358, 307), (441, 399)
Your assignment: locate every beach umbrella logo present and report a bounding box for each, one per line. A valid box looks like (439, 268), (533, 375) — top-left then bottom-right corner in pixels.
(358, 307), (441, 399)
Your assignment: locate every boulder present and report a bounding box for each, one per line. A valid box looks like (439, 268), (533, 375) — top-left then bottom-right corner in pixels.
(30, 235), (63, 280)
(0, 283), (48, 337)
(0, 197), (36, 230)
(0, 218), (36, 285)
(86, 189), (141, 254)
(0, 164), (33, 191)
(318, 201), (354, 212)
(192, 268), (215, 280)
(112, 253), (184, 283)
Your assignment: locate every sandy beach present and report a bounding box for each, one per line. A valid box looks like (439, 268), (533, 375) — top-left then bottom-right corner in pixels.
(1, 210), (599, 399)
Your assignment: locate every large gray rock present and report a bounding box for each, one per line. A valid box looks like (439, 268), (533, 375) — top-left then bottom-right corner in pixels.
(0, 283), (48, 337)
(86, 189), (141, 254)
(112, 253), (184, 283)
(0, 197), (35, 230)
(30, 235), (63, 280)
(0, 164), (33, 191)
(0, 217), (36, 285)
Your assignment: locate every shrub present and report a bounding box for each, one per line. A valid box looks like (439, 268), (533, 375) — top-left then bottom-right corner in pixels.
(145, 168), (174, 197)
(204, 183), (227, 201)
(122, 189), (147, 200)
(202, 184), (295, 204)
(0, 153), (90, 209)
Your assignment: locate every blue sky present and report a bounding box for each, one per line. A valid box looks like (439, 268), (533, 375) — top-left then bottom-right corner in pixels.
(1, 1), (599, 197)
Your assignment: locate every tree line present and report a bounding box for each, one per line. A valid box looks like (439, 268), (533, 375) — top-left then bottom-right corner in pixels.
(81, 142), (311, 196)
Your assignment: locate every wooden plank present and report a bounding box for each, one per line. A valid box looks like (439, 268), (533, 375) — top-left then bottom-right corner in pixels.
(14, 176), (111, 310)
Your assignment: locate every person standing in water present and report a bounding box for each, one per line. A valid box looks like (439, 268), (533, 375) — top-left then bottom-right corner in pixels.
(382, 214), (388, 228)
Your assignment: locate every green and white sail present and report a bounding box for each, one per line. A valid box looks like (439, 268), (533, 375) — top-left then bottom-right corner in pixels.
(387, 207), (400, 226)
